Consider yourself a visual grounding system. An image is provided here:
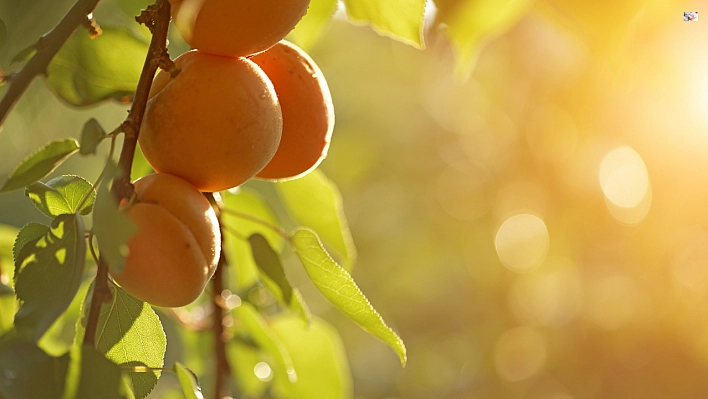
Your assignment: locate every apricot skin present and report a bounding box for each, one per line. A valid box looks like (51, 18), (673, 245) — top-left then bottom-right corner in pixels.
(251, 41), (334, 180)
(170, 0), (310, 58)
(139, 50), (282, 192)
(111, 173), (221, 307)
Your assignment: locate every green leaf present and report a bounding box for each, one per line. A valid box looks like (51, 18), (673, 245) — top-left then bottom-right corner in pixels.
(94, 284), (166, 399)
(434, 0), (533, 79)
(276, 170), (357, 270)
(93, 169), (137, 274)
(63, 345), (126, 399)
(10, 44), (36, 65)
(13, 214), (86, 341)
(175, 362), (204, 399)
(291, 228), (406, 366)
(270, 315), (353, 399)
(289, 0), (338, 49)
(79, 118), (108, 156)
(342, 0), (426, 48)
(226, 338), (268, 398)
(25, 175), (95, 217)
(46, 27), (148, 106)
(1, 139), (79, 192)
(248, 233), (311, 326)
(234, 302), (297, 382)
(0, 338), (65, 398)
(222, 188), (283, 289)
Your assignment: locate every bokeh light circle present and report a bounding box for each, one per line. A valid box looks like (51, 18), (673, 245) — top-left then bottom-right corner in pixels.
(495, 214), (550, 273)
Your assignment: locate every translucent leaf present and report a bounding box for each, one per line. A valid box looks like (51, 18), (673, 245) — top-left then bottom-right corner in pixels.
(93, 170), (137, 274)
(342, 0), (426, 48)
(222, 188), (283, 289)
(46, 27), (148, 106)
(79, 118), (107, 156)
(233, 302), (297, 382)
(276, 170), (357, 270)
(1, 139), (79, 192)
(13, 214), (86, 341)
(270, 315), (353, 399)
(291, 228), (406, 366)
(25, 175), (95, 217)
(248, 233), (311, 326)
(95, 284), (166, 399)
(175, 362), (204, 399)
(289, 0), (338, 49)
(434, 0), (533, 79)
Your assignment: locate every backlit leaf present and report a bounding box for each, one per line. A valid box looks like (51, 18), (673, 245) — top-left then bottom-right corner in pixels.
(222, 188), (283, 289)
(46, 27), (148, 106)
(13, 214), (85, 341)
(25, 175), (95, 217)
(94, 284), (166, 399)
(434, 0), (533, 79)
(291, 227), (406, 366)
(270, 315), (352, 399)
(342, 0), (426, 48)
(79, 118), (107, 156)
(289, 0), (338, 49)
(276, 170), (357, 270)
(175, 362), (204, 399)
(1, 139), (79, 192)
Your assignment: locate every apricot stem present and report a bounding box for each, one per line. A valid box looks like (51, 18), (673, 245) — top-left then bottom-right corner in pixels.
(0, 0), (102, 127)
(84, 0), (172, 347)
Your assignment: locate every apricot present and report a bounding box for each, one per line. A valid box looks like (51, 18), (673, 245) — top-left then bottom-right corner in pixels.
(250, 41), (334, 180)
(139, 50), (283, 192)
(169, 0), (310, 58)
(110, 173), (221, 307)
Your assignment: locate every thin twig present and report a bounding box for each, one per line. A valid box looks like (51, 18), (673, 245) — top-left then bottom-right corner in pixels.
(0, 0), (102, 126)
(206, 193), (233, 399)
(84, 0), (172, 347)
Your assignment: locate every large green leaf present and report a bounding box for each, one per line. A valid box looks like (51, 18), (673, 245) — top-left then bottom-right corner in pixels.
(270, 315), (352, 399)
(222, 188), (283, 289)
(94, 284), (166, 399)
(13, 214), (86, 341)
(175, 362), (204, 399)
(342, 0), (426, 48)
(248, 233), (311, 326)
(62, 345), (126, 399)
(25, 175), (95, 218)
(276, 170), (356, 270)
(1, 139), (79, 192)
(233, 302), (297, 382)
(291, 228), (406, 366)
(289, 0), (338, 49)
(92, 171), (137, 274)
(46, 27), (148, 106)
(434, 0), (533, 79)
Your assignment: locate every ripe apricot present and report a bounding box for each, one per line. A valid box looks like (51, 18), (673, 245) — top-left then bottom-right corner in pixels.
(111, 173), (221, 307)
(169, 0), (310, 57)
(139, 50), (283, 192)
(250, 41), (334, 180)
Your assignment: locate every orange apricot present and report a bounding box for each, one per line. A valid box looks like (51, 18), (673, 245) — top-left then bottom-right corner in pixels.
(250, 41), (334, 180)
(169, 0), (311, 57)
(111, 173), (221, 307)
(139, 50), (283, 192)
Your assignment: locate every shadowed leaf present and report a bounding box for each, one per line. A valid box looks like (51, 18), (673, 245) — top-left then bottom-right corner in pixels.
(79, 118), (108, 156)
(25, 175), (95, 217)
(1, 139), (79, 192)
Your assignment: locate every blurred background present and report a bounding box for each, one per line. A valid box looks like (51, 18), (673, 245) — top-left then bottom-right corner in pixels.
(2, 0), (708, 398)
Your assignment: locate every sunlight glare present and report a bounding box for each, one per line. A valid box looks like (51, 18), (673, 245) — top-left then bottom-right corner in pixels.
(495, 214), (549, 273)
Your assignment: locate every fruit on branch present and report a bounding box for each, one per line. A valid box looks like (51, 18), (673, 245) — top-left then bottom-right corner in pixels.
(111, 173), (221, 307)
(139, 50), (283, 192)
(251, 41), (334, 180)
(169, 0), (311, 57)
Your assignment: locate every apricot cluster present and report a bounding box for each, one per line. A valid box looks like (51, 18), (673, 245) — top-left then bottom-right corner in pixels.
(111, 0), (336, 307)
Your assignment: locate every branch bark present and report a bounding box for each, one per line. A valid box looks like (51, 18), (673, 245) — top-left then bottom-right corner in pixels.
(0, 0), (101, 127)
(83, 0), (172, 347)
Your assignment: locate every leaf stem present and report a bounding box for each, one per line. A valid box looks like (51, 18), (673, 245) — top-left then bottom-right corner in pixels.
(83, 0), (172, 347)
(75, 133), (117, 214)
(0, 0), (102, 126)
(220, 207), (292, 242)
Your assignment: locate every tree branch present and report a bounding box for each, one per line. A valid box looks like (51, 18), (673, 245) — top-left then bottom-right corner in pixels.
(0, 0), (101, 127)
(83, 0), (172, 347)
